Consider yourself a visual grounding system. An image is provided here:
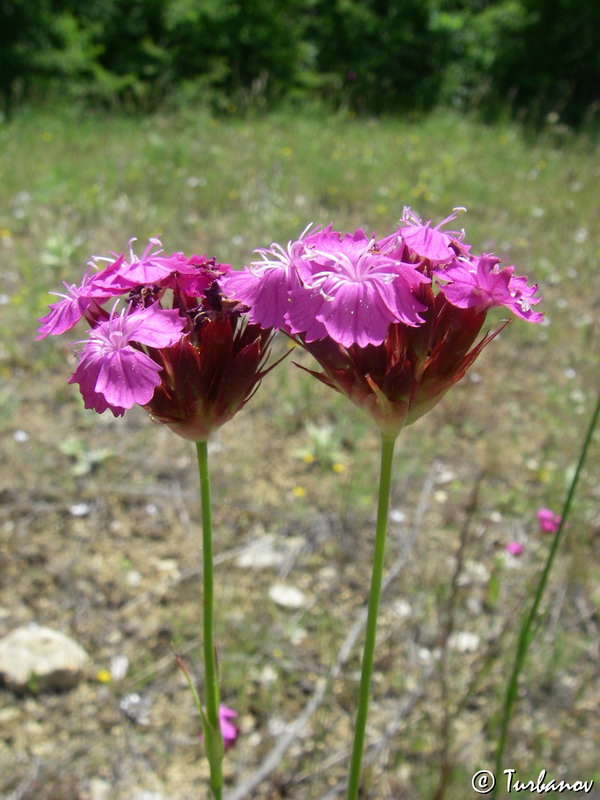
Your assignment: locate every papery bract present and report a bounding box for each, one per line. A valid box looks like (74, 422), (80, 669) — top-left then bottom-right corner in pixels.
(145, 308), (277, 441)
(294, 288), (505, 437)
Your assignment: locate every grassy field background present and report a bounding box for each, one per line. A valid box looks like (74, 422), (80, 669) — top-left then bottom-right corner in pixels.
(0, 105), (599, 799)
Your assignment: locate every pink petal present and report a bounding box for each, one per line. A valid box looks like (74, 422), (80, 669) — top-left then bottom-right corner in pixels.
(316, 280), (396, 348)
(401, 224), (454, 264)
(95, 348), (163, 408)
(287, 287), (328, 341)
(222, 267), (294, 329)
(37, 295), (88, 339)
(68, 354), (126, 416)
(123, 305), (185, 348)
(218, 704), (239, 748)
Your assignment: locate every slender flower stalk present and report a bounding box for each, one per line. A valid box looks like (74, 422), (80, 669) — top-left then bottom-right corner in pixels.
(196, 440), (224, 799)
(346, 433), (396, 800)
(491, 393), (600, 799)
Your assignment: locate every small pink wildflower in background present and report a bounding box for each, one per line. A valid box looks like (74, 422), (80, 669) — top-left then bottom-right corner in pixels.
(536, 507), (562, 534)
(506, 541), (524, 556)
(218, 705), (239, 749)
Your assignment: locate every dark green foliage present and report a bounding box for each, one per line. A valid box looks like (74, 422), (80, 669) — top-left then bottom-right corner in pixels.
(490, 0), (600, 126)
(1, 0), (598, 124)
(162, 0), (308, 106)
(306, 0), (445, 113)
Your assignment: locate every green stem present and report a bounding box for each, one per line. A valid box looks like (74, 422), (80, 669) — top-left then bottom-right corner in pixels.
(196, 440), (223, 800)
(346, 432), (397, 800)
(491, 393), (600, 798)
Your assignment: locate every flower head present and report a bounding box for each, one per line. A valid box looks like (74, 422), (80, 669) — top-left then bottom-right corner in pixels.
(295, 288), (503, 436)
(226, 208), (542, 436)
(536, 507), (562, 534)
(41, 237), (278, 440)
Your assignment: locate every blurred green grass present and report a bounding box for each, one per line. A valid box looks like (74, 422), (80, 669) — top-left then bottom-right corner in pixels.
(1, 105), (599, 798)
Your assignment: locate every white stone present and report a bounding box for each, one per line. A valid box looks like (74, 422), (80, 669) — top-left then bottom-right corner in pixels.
(391, 599), (412, 619)
(125, 570), (142, 587)
(236, 537), (285, 569)
(110, 654), (129, 681)
(69, 502), (91, 517)
(0, 625), (89, 691)
(259, 664), (278, 685)
(458, 559), (491, 586)
(437, 469), (456, 484)
(88, 779), (111, 800)
(132, 792), (165, 800)
(268, 583), (307, 609)
(448, 631), (480, 653)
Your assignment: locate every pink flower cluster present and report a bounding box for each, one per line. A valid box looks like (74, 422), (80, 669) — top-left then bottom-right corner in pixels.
(222, 208), (542, 349)
(38, 238), (275, 440)
(221, 208), (542, 436)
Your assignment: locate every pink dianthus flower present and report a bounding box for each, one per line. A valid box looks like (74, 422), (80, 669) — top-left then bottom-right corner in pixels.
(223, 208), (542, 437)
(40, 238), (278, 441)
(219, 224), (317, 330)
(397, 206), (470, 263)
(506, 541), (524, 556)
(536, 507), (562, 534)
(218, 704), (239, 749)
(435, 254), (543, 322)
(286, 228), (429, 348)
(69, 304), (185, 415)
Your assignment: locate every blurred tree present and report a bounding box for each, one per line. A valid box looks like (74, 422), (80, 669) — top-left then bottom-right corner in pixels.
(1, 0), (598, 124)
(306, 0), (444, 113)
(491, 0), (600, 125)
(433, 0), (600, 125)
(0, 0), (51, 115)
(163, 0), (308, 107)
